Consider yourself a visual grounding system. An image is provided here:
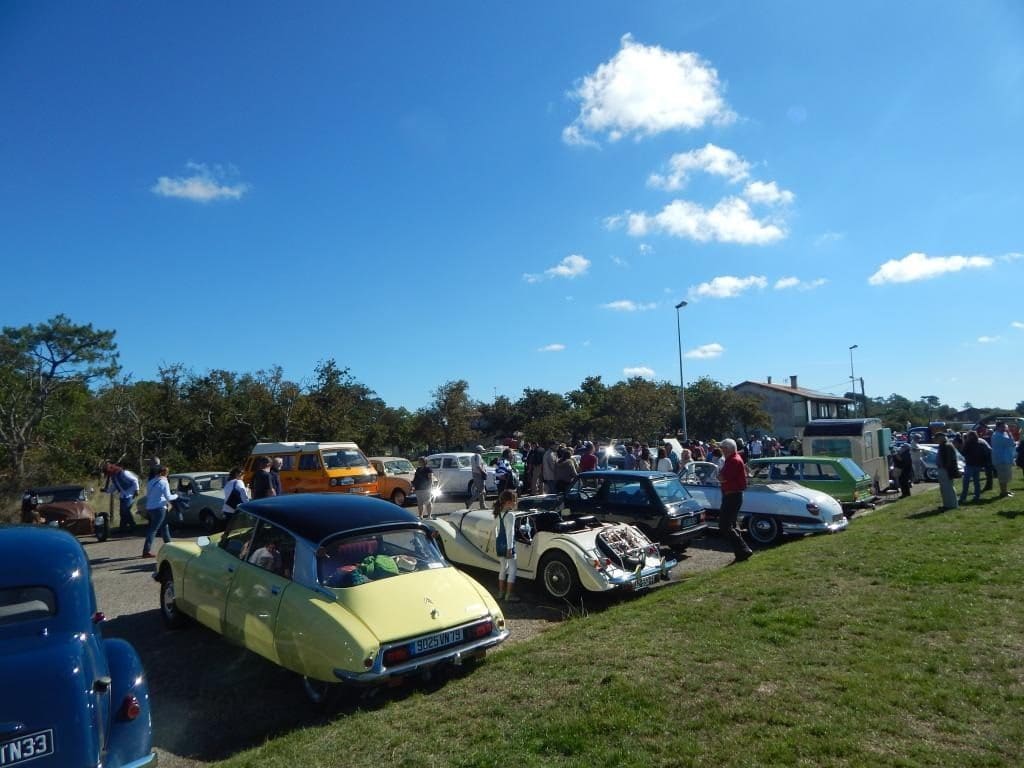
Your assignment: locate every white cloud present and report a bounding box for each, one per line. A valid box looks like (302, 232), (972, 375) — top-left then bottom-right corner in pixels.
(627, 198), (784, 244)
(151, 162), (248, 202)
(563, 34), (734, 145)
(648, 144), (750, 190)
(814, 231), (845, 246)
(743, 180), (795, 206)
(603, 214), (624, 230)
(774, 276), (827, 291)
(601, 300), (658, 312)
(610, 254), (629, 267)
(539, 343), (566, 352)
(638, 243), (653, 254)
(690, 275), (767, 299)
(977, 336), (1000, 343)
(523, 254), (591, 283)
(623, 366), (655, 379)
(547, 254), (590, 279)
(1012, 321), (1024, 329)
(868, 252), (995, 285)
(1002, 252), (1023, 262)
(685, 343), (724, 359)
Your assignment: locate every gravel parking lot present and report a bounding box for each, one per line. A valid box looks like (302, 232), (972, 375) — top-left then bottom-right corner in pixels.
(87, 488), (922, 766)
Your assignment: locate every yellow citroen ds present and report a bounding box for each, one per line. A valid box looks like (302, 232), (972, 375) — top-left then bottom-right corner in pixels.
(154, 493), (508, 704)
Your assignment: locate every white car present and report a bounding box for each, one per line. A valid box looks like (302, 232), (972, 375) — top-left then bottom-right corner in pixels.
(679, 461), (848, 545)
(424, 506), (674, 601)
(425, 453), (497, 498)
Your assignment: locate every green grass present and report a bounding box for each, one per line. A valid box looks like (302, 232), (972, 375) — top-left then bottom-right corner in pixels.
(220, 484), (1020, 766)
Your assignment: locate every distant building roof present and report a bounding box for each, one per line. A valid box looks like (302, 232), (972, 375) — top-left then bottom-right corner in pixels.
(734, 379), (852, 403)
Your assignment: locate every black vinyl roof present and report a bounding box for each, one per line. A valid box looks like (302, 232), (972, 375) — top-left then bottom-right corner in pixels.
(802, 419), (877, 436)
(579, 470), (676, 480)
(237, 493), (419, 543)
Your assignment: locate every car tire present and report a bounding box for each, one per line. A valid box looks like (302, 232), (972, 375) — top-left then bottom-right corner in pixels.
(200, 510), (219, 534)
(159, 568), (187, 629)
(747, 514), (782, 545)
(302, 676), (337, 707)
(391, 489), (406, 506)
(539, 552), (581, 602)
(925, 467), (938, 481)
(94, 513), (109, 542)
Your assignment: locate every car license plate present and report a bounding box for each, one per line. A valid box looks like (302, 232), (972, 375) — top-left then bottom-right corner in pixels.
(0, 729), (54, 766)
(635, 573), (658, 590)
(414, 628), (463, 655)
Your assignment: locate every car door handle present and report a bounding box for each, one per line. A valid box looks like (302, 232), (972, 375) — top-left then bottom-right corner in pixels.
(270, 585), (281, 595)
(227, 565), (235, 573)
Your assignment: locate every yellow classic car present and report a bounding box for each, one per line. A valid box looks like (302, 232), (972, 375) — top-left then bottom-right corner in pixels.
(154, 494), (508, 704)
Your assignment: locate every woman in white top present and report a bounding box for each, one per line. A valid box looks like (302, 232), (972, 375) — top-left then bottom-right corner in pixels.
(142, 466), (178, 558)
(655, 446), (674, 472)
(221, 467), (250, 521)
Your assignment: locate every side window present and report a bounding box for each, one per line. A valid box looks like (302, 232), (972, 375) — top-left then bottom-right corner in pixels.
(443, 458), (458, 469)
(427, 458), (442, 470)
(817, 463), (841, 481)
(278, 455), (295, 471)
(247, 521), (295, 579)
(298, 453), (321, 471)
(220, 511), (257, 559)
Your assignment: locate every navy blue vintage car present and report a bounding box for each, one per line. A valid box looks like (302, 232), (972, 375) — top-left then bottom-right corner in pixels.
(0, 525), (156, 767)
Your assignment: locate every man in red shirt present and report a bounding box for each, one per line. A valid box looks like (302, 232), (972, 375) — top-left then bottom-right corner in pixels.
(578, 442), (598, 472)
(719, 439), (754, 563)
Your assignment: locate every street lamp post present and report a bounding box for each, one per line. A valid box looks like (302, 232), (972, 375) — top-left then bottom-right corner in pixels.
(675, 300), (689, 441)
(848, 344), (858, 417)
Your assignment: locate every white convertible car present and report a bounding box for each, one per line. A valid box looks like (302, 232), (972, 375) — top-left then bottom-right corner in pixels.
(680, 461), (848, 545)
(424, 507), (675, 601)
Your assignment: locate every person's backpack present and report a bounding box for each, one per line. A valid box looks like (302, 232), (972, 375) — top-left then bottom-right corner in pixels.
(495, 513), (509, 557)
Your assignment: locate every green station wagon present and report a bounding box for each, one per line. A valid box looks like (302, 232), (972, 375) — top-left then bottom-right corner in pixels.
(747, 456), (874, 509)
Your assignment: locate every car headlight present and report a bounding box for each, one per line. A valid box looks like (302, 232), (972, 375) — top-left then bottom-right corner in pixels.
(806, 503), (820, 516)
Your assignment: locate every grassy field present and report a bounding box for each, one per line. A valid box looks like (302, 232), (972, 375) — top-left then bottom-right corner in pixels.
(213, 479), (1024, 768)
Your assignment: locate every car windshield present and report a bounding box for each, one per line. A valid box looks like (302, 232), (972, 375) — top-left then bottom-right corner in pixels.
(386, 459), (415, 474)
(650, 476), (693, 504)
(318, 529), (446, 588)
(38, 488), (86, 503)
(322, 448), (370, 469)
(0, 586), (57, 627)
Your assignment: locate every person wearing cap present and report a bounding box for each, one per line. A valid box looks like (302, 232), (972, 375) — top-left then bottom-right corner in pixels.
(466, 445), (488, 510)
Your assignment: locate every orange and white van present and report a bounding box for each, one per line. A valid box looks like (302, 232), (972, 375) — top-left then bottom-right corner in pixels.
(244, 441), (378, 496)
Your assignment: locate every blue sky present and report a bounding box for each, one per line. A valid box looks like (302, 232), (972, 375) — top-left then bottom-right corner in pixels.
(2, 1), (1022, 413)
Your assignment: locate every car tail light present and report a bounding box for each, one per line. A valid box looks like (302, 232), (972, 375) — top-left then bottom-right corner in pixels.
(120, 695), (141, 721)
(469, 620), (494, 638)
(363, 656), (375, 669)
(806, 503), (820, 516)
(384, 646), (410, 666)
(666, 517), (681, 530)
(92, 611), (105, 624)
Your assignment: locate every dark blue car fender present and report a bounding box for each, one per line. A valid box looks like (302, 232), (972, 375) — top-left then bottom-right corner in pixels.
(103, 637), (155, 767)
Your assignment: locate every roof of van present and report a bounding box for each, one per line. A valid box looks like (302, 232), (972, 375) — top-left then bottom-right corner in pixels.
(802, 419), (882, 436)
(251, 441), (360, 454)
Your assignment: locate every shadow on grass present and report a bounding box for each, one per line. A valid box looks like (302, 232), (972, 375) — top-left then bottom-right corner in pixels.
(102, 610), (463, 763)
(997, 508), (1024, 519)
(906, 507), (950, 520)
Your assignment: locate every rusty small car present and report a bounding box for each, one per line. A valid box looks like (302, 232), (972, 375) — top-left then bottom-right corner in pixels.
(21, 485), (109, 542)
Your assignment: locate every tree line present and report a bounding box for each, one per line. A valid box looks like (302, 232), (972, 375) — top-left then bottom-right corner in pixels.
(6, 315), (1014, 490)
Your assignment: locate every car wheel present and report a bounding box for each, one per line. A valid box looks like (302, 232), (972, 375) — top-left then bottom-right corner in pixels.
(925, 467), (938, 481)
(94, 513), (109, 542)
(747, 514), (782, 545)
(159, 569), (187, 629)
(539, 552), (581, 602)
(302, 676), (337, 706)
(200, 510), (219, 534)
(391, 489), (406, 506)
